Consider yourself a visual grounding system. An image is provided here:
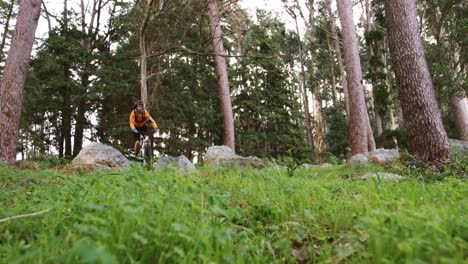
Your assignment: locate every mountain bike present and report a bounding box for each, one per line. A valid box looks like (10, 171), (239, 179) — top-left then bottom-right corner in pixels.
(137, 131), (153, 165)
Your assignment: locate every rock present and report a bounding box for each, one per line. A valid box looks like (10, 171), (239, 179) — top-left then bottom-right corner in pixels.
(348, 154), (370, 167)
(153, 155), (196, 173)
(72, 143), (129, 170)
(449, 139), (468, 151)
(300, 164), (314, 169)
(301, 163), (333, 169)
(204, 146), (264, 168)
(368, 148), (400, 165)
(359, 172), (405, 180)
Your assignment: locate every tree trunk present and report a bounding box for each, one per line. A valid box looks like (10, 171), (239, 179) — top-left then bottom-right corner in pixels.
(62, 84), (72, 157)
(139, 0), (154, 106)
(384, 0), (449, 162)
(295, 14), (314, 149)
(327, 0), (349, 116)
(0, 0), (41, 164)
(208, 0), (235, 151)
(73, 100), (87, 156)
(337, 0), (373, 155)
(326, 34), (338, 106)
(452, 96), (468, 141)
(363, 0), (383, 137)
(0, 0), (15, 63)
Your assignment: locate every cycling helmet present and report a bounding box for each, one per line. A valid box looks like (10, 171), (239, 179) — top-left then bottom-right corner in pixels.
(134, 99), (144, 109)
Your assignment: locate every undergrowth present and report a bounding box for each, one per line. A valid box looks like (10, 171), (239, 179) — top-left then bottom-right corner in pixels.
(0, 163), (466, 263)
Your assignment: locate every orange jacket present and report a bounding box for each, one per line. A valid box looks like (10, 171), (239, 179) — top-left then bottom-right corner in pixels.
(129, 110), (158, 130)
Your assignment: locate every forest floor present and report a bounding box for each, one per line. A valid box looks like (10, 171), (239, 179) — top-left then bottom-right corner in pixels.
(0, 159), (466, 263)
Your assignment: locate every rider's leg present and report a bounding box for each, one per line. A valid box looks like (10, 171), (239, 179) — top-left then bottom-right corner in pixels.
(134, 140), (140, 154)
(133, 129), (141, 154)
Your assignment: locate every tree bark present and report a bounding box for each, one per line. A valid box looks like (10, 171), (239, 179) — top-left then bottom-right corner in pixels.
(337, 0), (373, 155)
(384, 0), (449, 162)
(208, 0), (235, 151)
(452, 96), (468, 141)
(0, 0), (41, 164)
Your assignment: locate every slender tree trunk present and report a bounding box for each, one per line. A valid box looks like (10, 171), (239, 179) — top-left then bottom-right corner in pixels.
(327, 0), (349, 116)
(139, 0), (153, 106)
(326, 34), (338, 106)
(363, 0), (383, 137)
(295, 17), (314, 149)
(0, 0), (41, 164)
(337, 0), (373, 155)
(62, 83), (72, 157)
(208, 0), (235, 150)
(384, 0), (449, 163)
(0, 0), (15, 62)
(73, 100), (87, 156)
(452, 96), (468, 141)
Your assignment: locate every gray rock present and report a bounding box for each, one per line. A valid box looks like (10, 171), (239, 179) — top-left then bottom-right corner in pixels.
(72, 143), (129, 169)
(204, 146), (264, 168)
(301, 163), (333, 169)
(359, 172), (405, 180)
(368, 148), (400, 165)
(449, 139), (468, 151)
(153, 155), (196, 173)
(300, 164), (314, 169)
(348, 154), (370, 167)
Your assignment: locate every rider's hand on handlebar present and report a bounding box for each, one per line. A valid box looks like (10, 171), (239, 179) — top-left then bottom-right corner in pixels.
(132, 128), (138, 133)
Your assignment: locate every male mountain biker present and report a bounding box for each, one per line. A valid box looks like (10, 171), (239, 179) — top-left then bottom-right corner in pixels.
(129, 100), (159, 155)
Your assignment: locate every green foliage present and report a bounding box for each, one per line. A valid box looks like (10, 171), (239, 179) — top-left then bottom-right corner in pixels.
(0, 165), (466, 263)
(397, 149), (467, 181)
(232, 14), (313, 161)
(323, 107), (349, 158)
(376, 128), (408, 150)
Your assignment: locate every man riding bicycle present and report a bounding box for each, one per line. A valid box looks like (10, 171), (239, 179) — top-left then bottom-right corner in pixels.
(129, 100), (159, 155)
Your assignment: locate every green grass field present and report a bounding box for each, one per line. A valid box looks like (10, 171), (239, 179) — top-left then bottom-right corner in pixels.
(0, 163), (466, 263)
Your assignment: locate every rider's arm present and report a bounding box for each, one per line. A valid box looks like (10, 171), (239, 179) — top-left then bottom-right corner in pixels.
(145, 111), (158, 128)
(129, 111), (136, 130)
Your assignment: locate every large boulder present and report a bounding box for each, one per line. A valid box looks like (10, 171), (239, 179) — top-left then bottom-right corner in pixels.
(204, 146), (264, 168)
(368, 148), (400, 165)
(348, 154), (370, 167)
(153, 155), (196, 174)
(348, 148), (399, 167)
(449, 139), (468, 151)
(72, 143), (129, 170)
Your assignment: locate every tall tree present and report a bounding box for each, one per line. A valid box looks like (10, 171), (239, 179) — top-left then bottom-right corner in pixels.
(336, 0), (375, 154)
(326, 0), (349, 115)
(208, 0), (235, 150)
(383, 0), (449, 162)
(0, 0), (41, 164)
(140, 0), (164, 107)
(282, 1), (314, 149)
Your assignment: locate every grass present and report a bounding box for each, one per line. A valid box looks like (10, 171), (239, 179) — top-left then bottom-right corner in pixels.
(0, 163), (466, 263)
